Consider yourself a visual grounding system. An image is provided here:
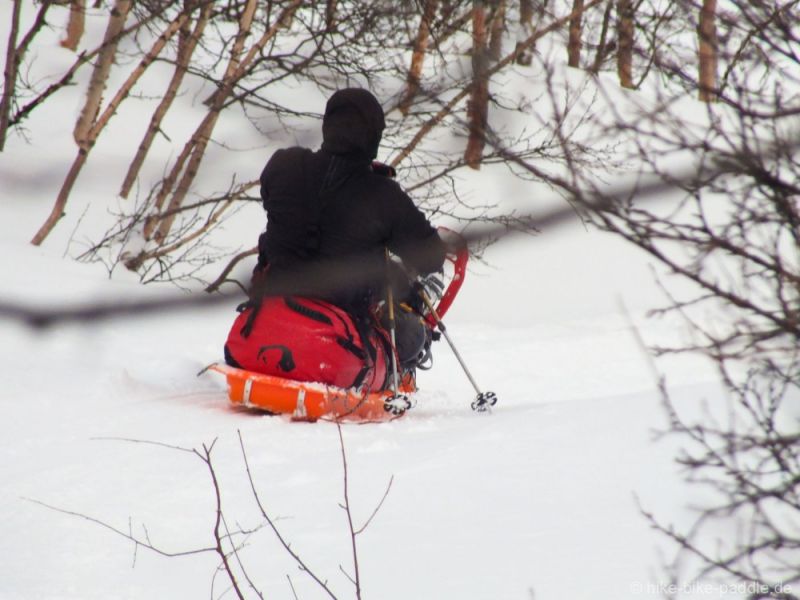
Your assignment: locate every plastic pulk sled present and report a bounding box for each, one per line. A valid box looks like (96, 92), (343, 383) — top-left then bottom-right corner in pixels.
(207, 229), (469, 421)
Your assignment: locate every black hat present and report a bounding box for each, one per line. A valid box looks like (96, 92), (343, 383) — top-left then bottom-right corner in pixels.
(321, 88), (385, 161)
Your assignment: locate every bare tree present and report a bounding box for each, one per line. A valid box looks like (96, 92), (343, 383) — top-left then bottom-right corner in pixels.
(550, 0), (800, 590)
(31, 0), (135, 247)
(0, 0), (23, 152)
(2, 5), (159, 142)
(515, 0), (535, 65)
(464, 0), (490, 169)
(0, 0), (51, 151)
(32, 4), (193, 250)
(642, 371), (800, 598)
(72, 0), (133, 150)
(697, 0), (717, 102)
(143, 0), (264, 247)
(120, 0), (305, 273)
(616, 0), (633, 87)
(11, 0), (608, 287)
(119, 0), (214, 199)
(588, 0), (614, 74)
(398, 0), (439, 115)
(27, 429), (395, 599)
(567, 0), (584, 67)
(488, 0), (506, 60)
(61, 0), (87, 51)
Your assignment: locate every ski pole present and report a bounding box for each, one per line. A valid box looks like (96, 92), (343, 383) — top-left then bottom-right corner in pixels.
(386, 275), (400, 395)
(416, 284), (498, 412)
(383, 249), (411, 415)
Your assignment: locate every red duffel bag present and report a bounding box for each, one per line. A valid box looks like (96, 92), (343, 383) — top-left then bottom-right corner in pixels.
(224, 296), (389, 392)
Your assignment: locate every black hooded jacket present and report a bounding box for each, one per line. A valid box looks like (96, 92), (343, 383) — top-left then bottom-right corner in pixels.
(256, 89), (445, 315)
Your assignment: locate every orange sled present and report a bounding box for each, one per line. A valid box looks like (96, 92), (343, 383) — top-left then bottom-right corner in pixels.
(207, 363), (415, 422)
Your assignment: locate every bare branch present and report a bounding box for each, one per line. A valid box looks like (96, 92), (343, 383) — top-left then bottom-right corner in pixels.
(24, 497), (217, 558)
(354, 475), (394, 536)
(61, 0), (87, 51)
(237, 430), (338, 599)
(336, 422), (361, 599)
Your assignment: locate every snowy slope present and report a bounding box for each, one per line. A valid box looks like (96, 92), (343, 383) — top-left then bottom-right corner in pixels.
(0, 212), (725, 600)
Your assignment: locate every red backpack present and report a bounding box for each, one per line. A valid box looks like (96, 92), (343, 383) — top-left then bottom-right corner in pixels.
(224, 296), (389, 392)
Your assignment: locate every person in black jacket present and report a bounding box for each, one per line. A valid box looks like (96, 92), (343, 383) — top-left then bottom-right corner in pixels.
(253, 88), (446, 367)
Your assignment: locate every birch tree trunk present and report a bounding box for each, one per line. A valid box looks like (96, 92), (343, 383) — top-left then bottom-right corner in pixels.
(698, 0), (718, 102)
(31, 3), (193, 247)
(515, 0), (534, 65)
(2, 1), (53, 146)
(567, 0), (584, 68)
(61, 0), (86, 51)
(588, 0), (613, 73)
(0, 0), (22, 152)
(325, 0), (338, 30)
(392, 0), (604, 168)
(0, 0), (50, 147)
(145, 0), (303, 249)
(72, 0), (132, 149)
(120, 0), (214, 199)
(32, 0), (132, 246)
(464, 0), (489, 170)
(488, 0), (505, 61)
(616, 0), (634, 88)
(399, 0), (438, 116)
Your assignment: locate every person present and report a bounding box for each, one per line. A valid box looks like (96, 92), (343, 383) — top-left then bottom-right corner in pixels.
(224, 88), (446, 390)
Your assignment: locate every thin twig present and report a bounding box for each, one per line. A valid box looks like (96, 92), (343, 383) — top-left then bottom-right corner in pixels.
(199, 441), (246, 600)
(24, 497), (217, 558)
(336, 422), (361, 600)
(237, 430), (339, 599)
(354, 475), (394, 536)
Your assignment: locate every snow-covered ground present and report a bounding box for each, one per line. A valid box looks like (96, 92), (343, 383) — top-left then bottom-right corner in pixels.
(0, 209), (727, 600)
(0, 5), (743, 600)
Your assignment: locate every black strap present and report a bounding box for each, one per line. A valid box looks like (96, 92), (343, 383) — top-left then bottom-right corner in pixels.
(306, 298), (377, 364)
(257, 344), (296, 373)
(350, 364), (370, 389)
(284, 296), (333, 325)
(223, 344), (243, 368)
(351, 314), (378, 363)
(239, 299), (262, 338)
(308, 299), (358, 337)
(336, 336), (367, 360)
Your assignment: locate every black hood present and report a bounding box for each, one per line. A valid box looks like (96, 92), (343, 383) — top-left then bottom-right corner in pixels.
(321, 88), (385, 162)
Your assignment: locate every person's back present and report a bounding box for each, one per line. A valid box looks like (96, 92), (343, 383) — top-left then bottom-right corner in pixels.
(256, 88), (445, 314)
(225, 88), (446, 389)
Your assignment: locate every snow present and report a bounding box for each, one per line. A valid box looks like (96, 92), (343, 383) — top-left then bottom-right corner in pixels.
(0, 215), (726, 599)
(0, 5), (748, 600)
